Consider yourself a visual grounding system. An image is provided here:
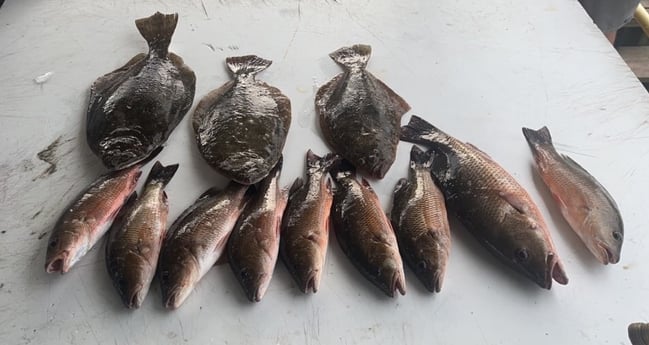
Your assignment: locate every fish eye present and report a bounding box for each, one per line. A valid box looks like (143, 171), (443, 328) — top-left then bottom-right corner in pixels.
(49, 239), (58, 248)
(515, 248), (529, 262)
(612, 231), (623, 241)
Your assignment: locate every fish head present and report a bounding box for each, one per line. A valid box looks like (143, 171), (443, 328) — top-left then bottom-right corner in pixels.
(97, 128), (153, 170)
(112, 266), (153, 309)
(159, 258), (199, 309)
(583, 216), (623, 265)
(45, 221), (91, 274)
(411, 247), (448, 293)
(237, 268), (270, 303)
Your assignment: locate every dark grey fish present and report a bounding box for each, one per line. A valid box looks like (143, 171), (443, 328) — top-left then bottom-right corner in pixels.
(401, 115), (568, 289)
(105, 162), (178, 308)
(629, 323), (649, 345)
(390, 146), (451, 293)
(330, 161), (406, 297)
(45, 166), (142, 273)
(228, 158), (288, 302)
(315, 44), (410, 179)
(158, 183), (250, 309)
(280, 150), (339, 294)
(87, 12), (196, 170)
(522, 127), (623, 264)
(193, 55), (291, 185)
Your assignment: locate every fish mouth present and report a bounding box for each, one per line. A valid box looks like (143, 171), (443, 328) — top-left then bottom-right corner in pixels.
(541, 253), (569, 289)
(426, 269), (444, 293)
(163, 286), (189, 310)
(303, 271), (319, 294)
(596, 241), (619, 265)
(125, 284), (145, 309)
(390, 272), (406, 297)
(45, 251), (70, 274)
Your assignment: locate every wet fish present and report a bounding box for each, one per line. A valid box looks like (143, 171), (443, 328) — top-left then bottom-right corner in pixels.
(401, 115), (568, 289)
(87, 12), (196, 170)
(228, 158), (288, 302)
(522, 127), (623, 264)
(158, 182), (250, 309)
(330, 161), (406, 297)
(629, 322), (649, 345)
(45, 166), (141, 273)
(315, 44), (410, 179)
(105, 161), (178, 308)
(193, 55), (291, 185)
(280, 150), (339, 293)
(390, 146), (451, 293)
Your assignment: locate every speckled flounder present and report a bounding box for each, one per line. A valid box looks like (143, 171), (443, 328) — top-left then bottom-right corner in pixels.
(280, 150), (338, 294)
(105, 162), (178, 309)
(157, 183), (250, 309)
(330, 161), (406, 297)
(87, 12), (196, 170)
(522, 126), (623, 264)
(390, 146), (451, 293)
(228, 158), (288, 302)
(316, 44), (410, 179)
(193, 55), (291, 185)
(401, 115), (568, 289)
(45, 166), (141, 273)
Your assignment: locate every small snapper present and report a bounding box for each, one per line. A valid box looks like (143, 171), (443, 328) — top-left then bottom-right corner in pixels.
(522, 126), (623, 264)
(105, 162), (178, 308)
(228, 158), (288, 302)
(193, 55), (291, 185)
(45, 166), (141, 273)
(280, 150), (339, 293)
(390, 146), (451, 293)
(316, 44), (410, 179)
(401, 116), (568, 289)
(158, 183), (250, 309)
(86, 12), (196, 170)
(330, 161), (406, 297)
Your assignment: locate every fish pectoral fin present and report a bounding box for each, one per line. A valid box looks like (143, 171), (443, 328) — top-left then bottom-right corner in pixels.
(497, 190), (530, 214)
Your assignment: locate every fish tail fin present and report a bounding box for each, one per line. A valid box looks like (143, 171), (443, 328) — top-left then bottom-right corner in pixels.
(409, 145), (433, 169)
(226, 55), (272, 76)
(522, 126), (553, 148)
(146, 161), (179, 187)
(306, 150), (341, 172)
(135, 12), (178, 56)
(329, 159), (356, 182)
(400, 115), (448, 144)
(329, 44), (371, 70)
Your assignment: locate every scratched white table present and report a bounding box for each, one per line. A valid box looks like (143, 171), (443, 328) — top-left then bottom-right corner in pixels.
(1, 0), (648, 344)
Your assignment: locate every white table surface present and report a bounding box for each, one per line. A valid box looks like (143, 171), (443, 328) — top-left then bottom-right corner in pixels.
(1, 0), (648, 344)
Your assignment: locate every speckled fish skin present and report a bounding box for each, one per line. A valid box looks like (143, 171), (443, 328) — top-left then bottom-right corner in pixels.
(315, 44), (410, 179)
(228, 158), (288, 302)
(390, 146), (451, 293)
(45, 165), (141, 274)
(158, 182), (250, 309)
(331, 161), (406, 297)
(280, 150), (339, 294)
(401, 116), (569, 289)
(522, 127), (623, 265)
(192, 55), (291, 185)
(87, 12), (196, 171)
(105, 161), (178, 309)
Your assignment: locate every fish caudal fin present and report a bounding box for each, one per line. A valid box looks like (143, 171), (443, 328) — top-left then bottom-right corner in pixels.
(306, 150), (340, 172)
(146, 161), (179, 187)
(329, 44), (371, 70)
(226, 55), (272, 76)
(400, 115), (447, 144)
(135, 12), (178, 56)
(409, 145), (433, 169)
(522, 126), (553, 148)
(329, 159), (356, 182)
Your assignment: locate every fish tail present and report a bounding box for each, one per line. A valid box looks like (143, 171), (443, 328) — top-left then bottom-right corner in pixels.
(145, 161), (179, 187)
(329, 159), (356, 182)
(226, 55), (272, 76)
(135, 12), (178, 56)
(400, 115), (448, 144)
(522, 126), (553, 148)
(306, 150), (341, 172)
(409, 145), (434, 169)
(329, 44), (371, 70)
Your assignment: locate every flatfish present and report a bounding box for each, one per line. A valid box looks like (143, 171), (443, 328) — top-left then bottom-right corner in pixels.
(193, 55), (291, 185)
(316, 44), (410, 179)
(87, 12), (196, 170)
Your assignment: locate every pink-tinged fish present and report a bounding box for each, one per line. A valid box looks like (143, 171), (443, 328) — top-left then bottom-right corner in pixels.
(401, 115), (568, 289)
(522, 126), (623, 264)
(330, 160), (406, 297)
(390, 146), (451, 293)
(45, 165), (142, 273)
(280, 150), (339, 293)
(228, 158), (288, 302)
(105, 162), (178, 308)
(158, 182), (250, 309)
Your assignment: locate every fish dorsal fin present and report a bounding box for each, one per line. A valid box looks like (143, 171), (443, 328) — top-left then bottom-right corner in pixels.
(135, 12), (178, 57)
(560, 154), (619, 208)
(329, 44), (371, 70)
(466, 142), (493, 161)
(226, 55), (272, 77)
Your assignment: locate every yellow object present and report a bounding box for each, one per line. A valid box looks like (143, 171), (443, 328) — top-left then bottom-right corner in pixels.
(635, 3), (649, 37)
